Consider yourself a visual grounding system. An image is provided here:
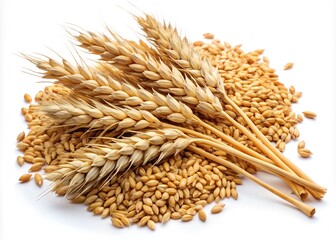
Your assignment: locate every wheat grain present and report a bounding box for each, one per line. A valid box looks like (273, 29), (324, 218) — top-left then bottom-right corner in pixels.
(147, 219), (156, 230)
(19, 173), (32, 183)
(34, 173), (43, 186)
(181, 214), (193, 222)
(17, 131), (26, 142)
(111, 217), (124, 228)
(17, 156), (24, 166)
(284, 63), (294, 70)
(198, 209), (207, 222)
(302, 111), (316, 119)
(203, 33), (214, 39)
(24, 93), (32, 103)
(209, 203), (224, 214)
(29, 162), (43, 172)
(298, 149), (313, 158)
(298, 141), (305, 150)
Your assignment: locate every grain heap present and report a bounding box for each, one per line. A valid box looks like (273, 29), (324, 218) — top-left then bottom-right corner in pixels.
(16, 14), (325, 230)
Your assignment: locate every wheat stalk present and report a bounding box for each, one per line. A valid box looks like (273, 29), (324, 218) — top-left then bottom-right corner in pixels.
(28, 55), (327, 199)
(188, 146), (316, 217)
(135, 15), (324, 199)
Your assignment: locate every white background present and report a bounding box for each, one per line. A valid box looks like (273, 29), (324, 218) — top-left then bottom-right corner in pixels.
(0, 0), (335, 239)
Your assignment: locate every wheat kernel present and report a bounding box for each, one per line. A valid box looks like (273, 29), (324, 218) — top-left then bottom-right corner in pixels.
(19, 173), (32, 183)
(203, 33), (214, 39)
(302, 111), (316, 119)
(24, 93), (32, 103)
(34, 173), (43, 186)
(198, 209), (207, 222)
(299, 148), (313, 158)
(211, 203), (225, 214)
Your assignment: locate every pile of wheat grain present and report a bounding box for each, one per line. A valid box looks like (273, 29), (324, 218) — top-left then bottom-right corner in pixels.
(16, 13), (325, 230)
(195, 39), (303, 152)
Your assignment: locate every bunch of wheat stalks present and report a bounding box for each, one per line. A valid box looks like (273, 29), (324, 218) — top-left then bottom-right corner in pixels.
(18, 14), (326, 228)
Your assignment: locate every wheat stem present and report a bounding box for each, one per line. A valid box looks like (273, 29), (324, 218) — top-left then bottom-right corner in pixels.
(224, 95), (324, 199)
(191, 139), (325, 194)
(188, 146), (315, 217)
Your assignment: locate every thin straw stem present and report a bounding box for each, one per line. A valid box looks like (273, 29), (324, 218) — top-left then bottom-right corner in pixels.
(194, 118), (303, 198)
(192, 139), (326, 194)
(224, 95), (324, 199)
(188, 146), (316, 217)
(165, 123), (308, 197)
(217, 110), (309, 199)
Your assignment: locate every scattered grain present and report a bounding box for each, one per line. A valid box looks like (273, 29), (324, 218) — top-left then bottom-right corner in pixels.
(298, 149), (313, 158)
(284, 62), (294, 70)
(17, 156), (24, 166)
(24, 93), (32, 103)
(19, 173), (32, 183)
(302, 111), (316, 119)
(198, 209), (207, 222)
(298, 141), (305, 150)
(203, 33), (214, 39)
(34, 173), (43, 186)
(211, 203), (225, 214)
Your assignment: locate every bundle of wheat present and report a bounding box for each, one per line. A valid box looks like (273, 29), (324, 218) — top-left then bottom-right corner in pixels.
(16, 12), (326, 230)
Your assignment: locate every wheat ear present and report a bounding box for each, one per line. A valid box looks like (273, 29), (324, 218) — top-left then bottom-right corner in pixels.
(38, 93), (160, 132)
(46, 128), (190, 196)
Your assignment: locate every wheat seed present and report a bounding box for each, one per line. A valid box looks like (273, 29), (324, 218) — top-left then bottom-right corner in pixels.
(111, 217), (124, 228)
(17, 131), (25, 142)
(211, 202), (225, 214)
(29, 162), (43, 172)
(34, 173), (43, 186)
(17, 156), (24, 166)
(284, 63), (294, 70)
(203, 33), (214, 39)
(198, 209), (207, 222)
(298, 141), (305, 150)
(24, 93), (32, 103)
(181, 214), (193, 222)
(298, 149), (313, 158)
(302, 111), (316, 119)
(19, 173), (32, 183)
(147, 219), (156, 230)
